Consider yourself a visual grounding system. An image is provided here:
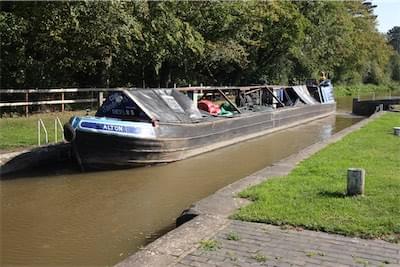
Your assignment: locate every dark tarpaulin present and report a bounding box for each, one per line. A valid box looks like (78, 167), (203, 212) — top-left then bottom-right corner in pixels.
(125, 89), (203, 123)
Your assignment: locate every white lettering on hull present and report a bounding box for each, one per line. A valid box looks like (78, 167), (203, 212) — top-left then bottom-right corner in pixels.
(103, 124), (124, 132)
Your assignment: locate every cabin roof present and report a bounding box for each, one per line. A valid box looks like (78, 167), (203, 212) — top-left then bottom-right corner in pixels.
(125, 89), (203, 123)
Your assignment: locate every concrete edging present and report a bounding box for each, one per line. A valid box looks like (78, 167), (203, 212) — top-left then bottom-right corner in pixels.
(116, 111), (386, 267)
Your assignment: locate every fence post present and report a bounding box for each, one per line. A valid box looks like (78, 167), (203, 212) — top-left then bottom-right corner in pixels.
(61, 92), (65, 112)
(98, 92), (104, 107)
(25, 92), (29, 117)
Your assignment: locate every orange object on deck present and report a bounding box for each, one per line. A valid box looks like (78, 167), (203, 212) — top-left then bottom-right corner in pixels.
(197, 100), (221, 115)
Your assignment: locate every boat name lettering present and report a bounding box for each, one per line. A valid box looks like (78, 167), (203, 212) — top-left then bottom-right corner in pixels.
(103, 124), (124, 132)
(80, 121), (143, 135)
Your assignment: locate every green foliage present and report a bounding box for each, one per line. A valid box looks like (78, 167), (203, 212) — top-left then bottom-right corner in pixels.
(234, 113), (400, 242)
(389, 54), (400, 81)
(0, 1), (397, 88)
(334, 83), (400, 96)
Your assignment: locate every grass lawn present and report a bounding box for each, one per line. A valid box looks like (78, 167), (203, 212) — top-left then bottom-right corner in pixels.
(0, 111), (89, 151)
(234, 112), (400, 242)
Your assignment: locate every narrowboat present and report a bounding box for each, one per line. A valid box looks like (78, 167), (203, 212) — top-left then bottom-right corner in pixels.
(64, 81), (335, 170)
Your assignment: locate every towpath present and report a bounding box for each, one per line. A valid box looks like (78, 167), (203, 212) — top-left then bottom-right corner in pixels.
(175, 220), (400, 267)
(116, 112), (400, 267)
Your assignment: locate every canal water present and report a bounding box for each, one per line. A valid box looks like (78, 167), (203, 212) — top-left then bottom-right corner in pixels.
(1, 98), (362, 266)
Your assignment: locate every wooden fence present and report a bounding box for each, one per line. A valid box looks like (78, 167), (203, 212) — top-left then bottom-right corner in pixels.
(0, 85), (287, 116)
(0, 88), (127, 116)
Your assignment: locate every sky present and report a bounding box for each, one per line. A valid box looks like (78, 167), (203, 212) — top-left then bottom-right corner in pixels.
(373, 0), (400, 33)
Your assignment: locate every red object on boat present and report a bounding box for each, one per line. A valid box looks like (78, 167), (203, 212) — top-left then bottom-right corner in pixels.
(197, 100), (221, 115)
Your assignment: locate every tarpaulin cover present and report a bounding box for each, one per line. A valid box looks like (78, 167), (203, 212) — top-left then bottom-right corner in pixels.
(291, 85), (319, 105)
(319, 80), (335, 103)
(125, 89), (203, 123)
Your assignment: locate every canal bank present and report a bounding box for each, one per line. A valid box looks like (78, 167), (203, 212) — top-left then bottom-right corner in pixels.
(116, 111), (392, 267)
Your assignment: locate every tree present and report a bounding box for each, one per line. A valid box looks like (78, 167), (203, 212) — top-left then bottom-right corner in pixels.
(0, 0), (397, 88)
(387, 26), (400, 54)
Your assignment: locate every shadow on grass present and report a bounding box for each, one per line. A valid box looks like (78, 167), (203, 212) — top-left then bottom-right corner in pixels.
(317, 190), (346, 198)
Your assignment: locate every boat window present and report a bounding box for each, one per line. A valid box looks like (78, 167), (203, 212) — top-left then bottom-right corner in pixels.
(95, 92), (150, 122)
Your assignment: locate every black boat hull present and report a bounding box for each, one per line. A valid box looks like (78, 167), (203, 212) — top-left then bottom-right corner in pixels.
(72, 103), (335, 169)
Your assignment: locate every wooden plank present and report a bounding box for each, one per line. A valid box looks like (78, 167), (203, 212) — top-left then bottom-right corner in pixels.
(265, 87), (285, 107)
(244, 88), (261, 95)
(177, 85), (286, 92)
(0, 98), (97, 107)
(0, 88), (127, 94)
(0, 85), (288, 94)
(216, 88), (241, 113)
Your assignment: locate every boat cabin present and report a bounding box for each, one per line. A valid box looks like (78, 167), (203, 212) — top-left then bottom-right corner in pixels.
(94, 82), (334, 124)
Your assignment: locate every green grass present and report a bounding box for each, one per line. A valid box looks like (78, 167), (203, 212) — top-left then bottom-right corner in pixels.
(234, 112), (400, 242)
(0, 111), (89, 151)
(199, 239), (221, 251)
(334, 83), (400, 97)
(226, 231), (240, 241)
(252, 252), (268, 262)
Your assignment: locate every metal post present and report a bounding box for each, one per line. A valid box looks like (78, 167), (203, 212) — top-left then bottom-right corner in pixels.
(56, 117), (63, 142)
(38, 120), (41, 145)
(37, 119), (48, 145)
(42, 120), (48, 144)
(55, 119), (57, 142)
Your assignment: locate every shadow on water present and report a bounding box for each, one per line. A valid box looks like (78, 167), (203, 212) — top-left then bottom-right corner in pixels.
(1, 98), (365, 266)
(1, 161), (80, 180)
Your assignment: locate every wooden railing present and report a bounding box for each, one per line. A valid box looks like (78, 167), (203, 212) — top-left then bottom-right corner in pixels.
(0, 85), (286, 116)
(0, 88), (125, 116)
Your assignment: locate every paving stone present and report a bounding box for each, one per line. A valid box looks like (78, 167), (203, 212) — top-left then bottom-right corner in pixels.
(179, 258), (193, 266)
(175, 220), (400, 267)
(186, 254), (210, 264)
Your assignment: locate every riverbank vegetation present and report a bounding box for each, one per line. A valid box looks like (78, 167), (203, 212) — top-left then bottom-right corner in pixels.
(1, 1), (399, 89)
(334, 83), (400, 97)
(0, 111), (88, 150)
(234, 112), (400, 242)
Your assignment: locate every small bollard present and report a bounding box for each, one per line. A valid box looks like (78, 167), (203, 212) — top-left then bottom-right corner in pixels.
(394, 127), (400, 136)
(347, 168), (365, 196)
